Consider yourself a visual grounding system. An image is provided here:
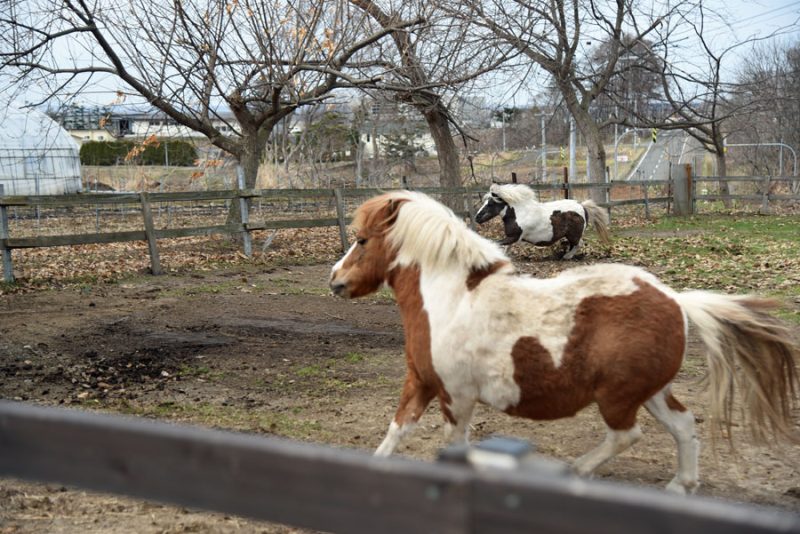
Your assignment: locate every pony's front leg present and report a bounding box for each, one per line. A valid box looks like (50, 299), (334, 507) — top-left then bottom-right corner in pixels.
(498, 235), (519, 247)
(375, 373), (435, 457)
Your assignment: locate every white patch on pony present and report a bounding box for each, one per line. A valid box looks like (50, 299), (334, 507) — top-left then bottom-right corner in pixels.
(331, 242), (356, 275)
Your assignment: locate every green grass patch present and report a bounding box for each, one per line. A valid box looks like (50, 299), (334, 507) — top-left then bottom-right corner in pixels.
(296, 364), (323, 378)
(344, 352), (367, 363)
(613, 214), (800, 297)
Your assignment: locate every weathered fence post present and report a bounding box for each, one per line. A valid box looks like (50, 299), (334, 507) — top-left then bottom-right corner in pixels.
(563, 168), (570, 200)
(236, 166), (252, 258)
(0, 185), (14, 283)
(671, 164), (693, 216)
(511, 172), (518, 184)
(642, 183), (650, 219)
(760, 176), (771, 215)
(139, 192), (163, 275)
(465, 189), (477, 231)
(333, 188), (348, 252)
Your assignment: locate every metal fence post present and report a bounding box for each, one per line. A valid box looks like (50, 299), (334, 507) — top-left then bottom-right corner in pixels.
(0, 185), (14, 283)
(333, 188), (348, 252)
(139, 192), (163, 275)
(236, 166), (252, 258)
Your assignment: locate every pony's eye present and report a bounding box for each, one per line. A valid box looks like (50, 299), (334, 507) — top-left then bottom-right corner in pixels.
(357, 237), (368, 246)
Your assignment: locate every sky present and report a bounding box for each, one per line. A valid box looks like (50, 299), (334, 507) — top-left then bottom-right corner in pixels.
(7, 0), (800, 111)
(494, 0), (800, 108)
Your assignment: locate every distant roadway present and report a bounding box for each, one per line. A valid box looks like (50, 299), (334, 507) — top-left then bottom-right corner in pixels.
(625, 130), (695, 181)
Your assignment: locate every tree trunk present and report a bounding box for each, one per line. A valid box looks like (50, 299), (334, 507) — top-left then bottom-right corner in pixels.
(226, 132), (267, 227)
(581, 121), (608, 204)
(422, 104), (462, 210)
(424, 108), (461, 188)
(716, 151), (732, 208)
(355, 138), (364, 187)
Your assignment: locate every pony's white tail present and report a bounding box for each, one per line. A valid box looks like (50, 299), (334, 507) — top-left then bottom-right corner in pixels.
(675, 291), (799, 444)
(580, 200), (611, 245)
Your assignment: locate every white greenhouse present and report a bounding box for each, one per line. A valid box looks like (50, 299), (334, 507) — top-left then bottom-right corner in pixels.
(0, 105), (83, 195)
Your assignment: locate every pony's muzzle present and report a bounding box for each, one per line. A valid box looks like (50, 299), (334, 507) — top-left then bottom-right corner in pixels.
(329, 279), (349, 298)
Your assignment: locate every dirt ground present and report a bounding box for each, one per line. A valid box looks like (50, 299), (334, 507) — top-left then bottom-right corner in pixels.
(1, 256), (799, 532)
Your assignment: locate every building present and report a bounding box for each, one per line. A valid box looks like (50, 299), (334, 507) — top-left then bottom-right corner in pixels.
(55, 104), (238, 144)
(0, 105), (83, 195)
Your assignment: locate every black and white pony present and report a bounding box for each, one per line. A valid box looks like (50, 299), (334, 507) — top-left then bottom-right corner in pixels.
(475, 183), (611, 259)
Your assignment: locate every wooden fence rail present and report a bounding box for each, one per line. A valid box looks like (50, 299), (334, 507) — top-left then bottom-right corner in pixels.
(0, 182), (662, 283)
(1, 176), (798, 283)
(1, 401), (798, 533)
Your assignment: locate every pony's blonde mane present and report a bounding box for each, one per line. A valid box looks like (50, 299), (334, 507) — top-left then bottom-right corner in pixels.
(354, 191), (509, 273)
(490, 183), (539, 205)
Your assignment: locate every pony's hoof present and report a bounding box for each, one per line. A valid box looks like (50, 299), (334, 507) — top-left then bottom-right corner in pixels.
(665, 477), (699, 495)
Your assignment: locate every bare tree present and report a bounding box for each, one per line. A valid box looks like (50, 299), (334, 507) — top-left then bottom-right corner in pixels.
(1, 0), (418, 191)
(613, 5), (799, 204)
(451, 0), (671, 200)
(349, 0), (511, 193)
(635, 6), (744, 202)
(731, 39), (800, 180)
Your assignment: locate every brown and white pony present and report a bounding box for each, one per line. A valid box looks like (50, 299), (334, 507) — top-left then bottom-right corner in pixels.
(329, 190), (799, 494)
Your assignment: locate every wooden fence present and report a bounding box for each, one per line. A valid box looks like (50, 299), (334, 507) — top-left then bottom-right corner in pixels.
(1, 401), (798, 533)
(0, 181), (664, 283)
(1, 175), (798, 283)
(692, 176), (800, 214)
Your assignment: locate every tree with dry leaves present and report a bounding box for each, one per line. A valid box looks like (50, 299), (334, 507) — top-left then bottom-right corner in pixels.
(1, 0), (419, 191)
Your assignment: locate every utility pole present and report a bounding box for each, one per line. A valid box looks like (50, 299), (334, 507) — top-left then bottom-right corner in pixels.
(613, 108), (619, 181)
(569, 116), (576, 181)
(502, 111), (506, 152)
(541, 113), (547, 181)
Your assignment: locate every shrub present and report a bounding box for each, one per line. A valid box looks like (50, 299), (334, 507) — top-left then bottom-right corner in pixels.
(80, 139), (197, 166)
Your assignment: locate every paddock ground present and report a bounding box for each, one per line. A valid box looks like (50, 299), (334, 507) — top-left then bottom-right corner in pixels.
(1, 219), (799, 532)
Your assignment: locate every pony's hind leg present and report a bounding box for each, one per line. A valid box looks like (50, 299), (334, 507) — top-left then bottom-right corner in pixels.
(572, 425), (643, 476)
(573, 394), (643, 476)
(644, 387), (699, 494)
(375, 373), (435, 457)
(561, 239), (582, 260)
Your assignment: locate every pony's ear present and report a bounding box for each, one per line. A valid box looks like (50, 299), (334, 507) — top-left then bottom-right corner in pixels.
(381, 197), (406, 229)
